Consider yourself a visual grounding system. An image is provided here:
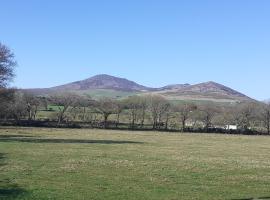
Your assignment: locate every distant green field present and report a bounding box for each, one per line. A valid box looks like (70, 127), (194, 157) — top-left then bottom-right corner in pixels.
(71, 89), (139, 100)
(169, 99), (238, 107)
(1, 127), (270, 200)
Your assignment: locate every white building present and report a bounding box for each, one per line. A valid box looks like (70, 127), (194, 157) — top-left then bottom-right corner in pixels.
(225, 125), (237, 130)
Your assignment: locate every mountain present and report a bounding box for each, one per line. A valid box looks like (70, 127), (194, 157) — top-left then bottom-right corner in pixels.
(25, 74), (253, 102)
(51, 74), (151, 91)
(152, 81), (251, 102)
(178, 81), (248, 98)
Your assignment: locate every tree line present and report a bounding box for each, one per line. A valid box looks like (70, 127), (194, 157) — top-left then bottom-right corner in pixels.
(0, 90), (270, 134)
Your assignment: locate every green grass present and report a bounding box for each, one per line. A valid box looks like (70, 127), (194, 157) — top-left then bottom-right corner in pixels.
(169, 99), (238, 106)
(1, 127), (270, 200)
(71, 89), (139, 100)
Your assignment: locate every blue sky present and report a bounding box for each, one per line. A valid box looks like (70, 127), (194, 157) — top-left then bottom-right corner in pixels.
(1, 0), (270, 100)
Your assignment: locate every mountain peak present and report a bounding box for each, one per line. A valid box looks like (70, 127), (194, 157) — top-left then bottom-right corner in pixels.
(52, 74), (151, 91)
(200, 81), (223, 86)
(90, 74), (116, 79)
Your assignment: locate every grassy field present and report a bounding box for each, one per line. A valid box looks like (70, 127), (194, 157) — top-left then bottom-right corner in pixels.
(72, 89), (139, 100)
(1, 128), (270, 200)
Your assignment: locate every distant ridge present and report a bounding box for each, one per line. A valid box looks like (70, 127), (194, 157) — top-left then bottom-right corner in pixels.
(24, 74), (253, 102)
(179, 81), (248, 98)
(157, 84), (190, 91)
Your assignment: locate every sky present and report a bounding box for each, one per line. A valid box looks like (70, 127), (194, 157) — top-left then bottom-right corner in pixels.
(1, 0), (270, 100)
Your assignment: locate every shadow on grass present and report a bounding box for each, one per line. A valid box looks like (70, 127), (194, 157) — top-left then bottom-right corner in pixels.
(0, 153), (6, 167)
(0, 153), (5, 160)
(0, 135), (143, 144)
(0, 154), (28, 199)
(231, 197), (270, 200)
(0, 135), (34, 138)
(0, 179), (27, 199)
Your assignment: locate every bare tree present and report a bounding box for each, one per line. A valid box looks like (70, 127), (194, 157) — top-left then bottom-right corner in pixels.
(8, 91), (27, 122)
(69, 106), (82, 122)
(139, 96), (148, 128)
(24, 93), (40, 120)
(164, 104), (174, 130)
(148, 95), (170, 129)
(68, 96), (93, 122)
(123, 96), (149, 129)
(157, 101), (171, 130)
(0, 43), (17, 88)
(176, 103), (197, 131)
(39, 97), (49, 111)
(115, 100), (124, 128)
(95, 98), (118, 129)
(0, 43), (17, 120)
(0, 88), (16, 119)
(199, 104), (220, 131)
(261, 102), (270, 134)
(125, 96), (142, 129)
(50, 93), (79, 125)
(234, 102), (257, 131)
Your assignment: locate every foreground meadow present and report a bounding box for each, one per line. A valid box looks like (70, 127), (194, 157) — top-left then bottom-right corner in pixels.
(0, 127), (270, 200)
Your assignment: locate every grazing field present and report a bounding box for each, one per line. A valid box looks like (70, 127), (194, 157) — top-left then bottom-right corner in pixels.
(1, 128), (270, 200)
